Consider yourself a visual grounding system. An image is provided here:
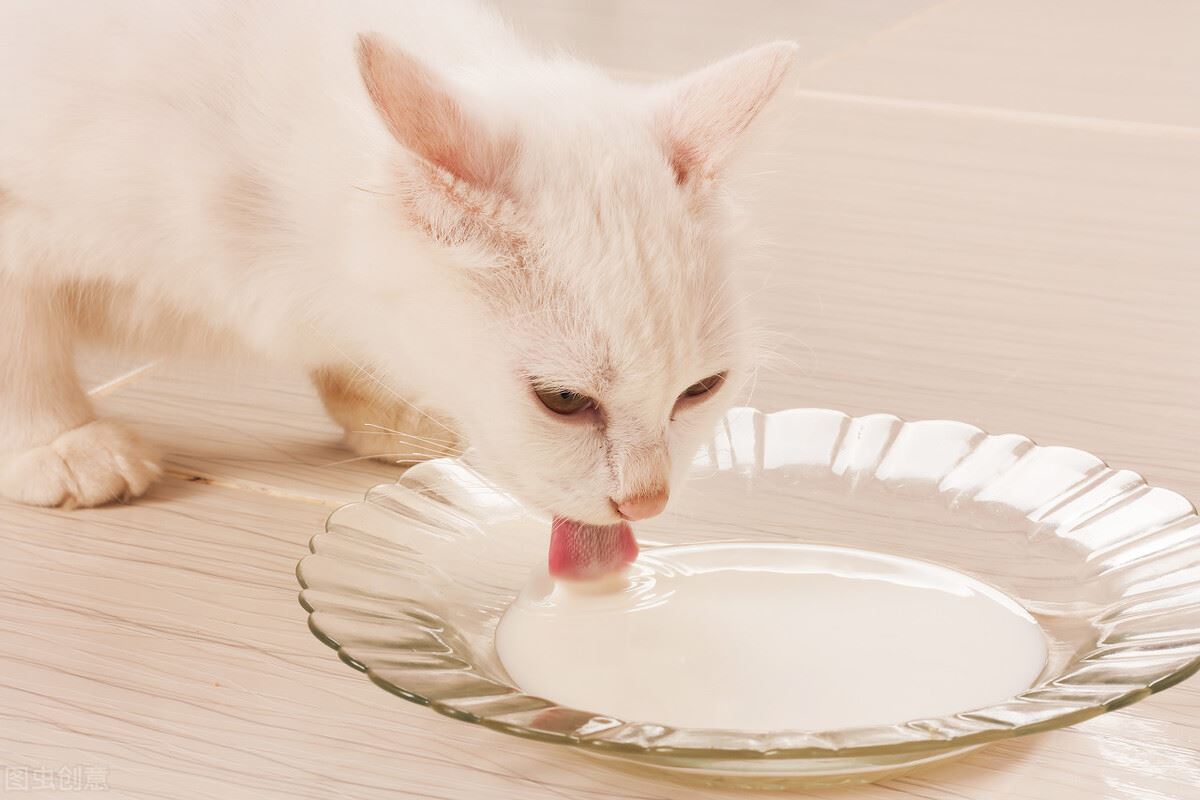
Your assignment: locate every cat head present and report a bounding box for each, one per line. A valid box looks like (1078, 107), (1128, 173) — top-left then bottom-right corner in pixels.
(356, 33), (796, 526)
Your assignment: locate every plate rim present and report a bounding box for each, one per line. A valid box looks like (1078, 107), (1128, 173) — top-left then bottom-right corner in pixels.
(296, 406), (1200, 761)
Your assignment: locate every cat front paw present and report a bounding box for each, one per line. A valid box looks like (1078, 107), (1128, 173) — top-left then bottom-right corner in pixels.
(0, 420), (162, 508)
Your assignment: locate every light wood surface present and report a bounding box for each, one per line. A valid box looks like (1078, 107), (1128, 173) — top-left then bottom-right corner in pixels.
(3, 2), (1198, 798)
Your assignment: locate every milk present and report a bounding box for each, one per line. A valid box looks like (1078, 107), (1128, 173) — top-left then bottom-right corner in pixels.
(495, 542), (1047, 731)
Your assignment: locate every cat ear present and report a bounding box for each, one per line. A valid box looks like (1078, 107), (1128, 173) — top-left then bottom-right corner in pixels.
(658, 42), (799, 186)
(356, 33), (513, 190)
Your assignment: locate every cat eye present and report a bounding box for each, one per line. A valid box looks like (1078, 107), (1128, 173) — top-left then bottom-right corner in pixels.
(680, 372), (726, 399)
(535, 386), (594, 415)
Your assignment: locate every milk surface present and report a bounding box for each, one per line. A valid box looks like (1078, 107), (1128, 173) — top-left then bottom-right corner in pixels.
(496, 542), (1047, 731)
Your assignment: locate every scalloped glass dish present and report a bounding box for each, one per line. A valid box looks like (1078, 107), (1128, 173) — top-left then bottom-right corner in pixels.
(297, 408), (1200, 787)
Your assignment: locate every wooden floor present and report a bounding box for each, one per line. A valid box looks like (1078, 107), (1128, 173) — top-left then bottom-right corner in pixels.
(3, 2), (1198, 798)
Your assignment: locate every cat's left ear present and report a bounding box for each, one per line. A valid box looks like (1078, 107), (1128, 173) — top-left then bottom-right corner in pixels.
(657, 42), (799, 186)
(357, 32), (514, 191)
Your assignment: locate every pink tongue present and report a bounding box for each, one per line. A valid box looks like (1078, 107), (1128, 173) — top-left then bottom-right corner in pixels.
(548, 517), (639, 580)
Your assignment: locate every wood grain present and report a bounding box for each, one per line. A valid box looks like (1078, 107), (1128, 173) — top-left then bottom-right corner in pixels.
(2, 2), (1198, 798)
(796, 0), (1200, 129)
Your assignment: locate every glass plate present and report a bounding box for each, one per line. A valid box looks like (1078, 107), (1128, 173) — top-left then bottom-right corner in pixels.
(297, 408), (1200, 787)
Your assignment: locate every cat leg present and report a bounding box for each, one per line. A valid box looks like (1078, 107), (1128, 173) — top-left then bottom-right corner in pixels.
(0, 279), (161, 507)
(311, 365), (462, 466)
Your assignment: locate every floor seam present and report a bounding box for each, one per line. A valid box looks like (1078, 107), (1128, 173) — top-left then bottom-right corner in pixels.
(86, 361), (161, 398)
(162, 467), (346, 509)
(790, 88), (1200, 139)
(607, 65), (1200, 142)
(613, 62), (1200, 139)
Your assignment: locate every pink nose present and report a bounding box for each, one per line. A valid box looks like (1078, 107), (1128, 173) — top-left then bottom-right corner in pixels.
(614, 487), (670, 521)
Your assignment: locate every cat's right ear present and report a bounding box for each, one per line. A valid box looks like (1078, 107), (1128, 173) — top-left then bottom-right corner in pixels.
(657, 41), (798, 187)
(356, 33), (514, 191)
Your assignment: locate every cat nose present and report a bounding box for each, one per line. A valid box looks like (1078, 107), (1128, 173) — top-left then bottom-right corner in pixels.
(613, 487), (669, 521)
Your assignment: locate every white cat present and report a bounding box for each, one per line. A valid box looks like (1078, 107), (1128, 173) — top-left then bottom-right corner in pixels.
(0, 1), (795, 556)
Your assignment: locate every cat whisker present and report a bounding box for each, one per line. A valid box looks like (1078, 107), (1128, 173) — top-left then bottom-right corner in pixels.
(360, 422), (460, 451)
(352, 429), (459, 455)
(754, 340), (817, 376)
(321, 451), (454, 467)
(319, 337), (461, 439)
(351, 183), (396, 196)
(349, 433), (459, 455)
(738, 365), (763, 408)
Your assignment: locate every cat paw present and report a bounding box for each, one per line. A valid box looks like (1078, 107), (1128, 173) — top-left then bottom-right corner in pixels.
(0, 420), (162, 508)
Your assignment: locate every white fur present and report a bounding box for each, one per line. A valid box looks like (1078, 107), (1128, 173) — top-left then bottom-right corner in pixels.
(0, 0), (796, 518)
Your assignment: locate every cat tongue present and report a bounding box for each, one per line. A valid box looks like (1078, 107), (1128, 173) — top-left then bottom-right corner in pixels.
(548, 517), (639, 580)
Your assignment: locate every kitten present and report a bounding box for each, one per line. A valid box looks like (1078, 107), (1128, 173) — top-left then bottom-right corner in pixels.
(0, 1), (795, 564)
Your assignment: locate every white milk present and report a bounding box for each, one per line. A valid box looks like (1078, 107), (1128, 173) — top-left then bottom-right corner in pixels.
(496, 542), (1047, 731)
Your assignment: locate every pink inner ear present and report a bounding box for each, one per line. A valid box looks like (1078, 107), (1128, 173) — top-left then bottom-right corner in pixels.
(357, 33), (512, 188)
(662, 41), (799, 186)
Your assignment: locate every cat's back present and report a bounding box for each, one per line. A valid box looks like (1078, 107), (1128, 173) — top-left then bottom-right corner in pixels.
(0, 0), (527, 290)
(0, 0), (522, 177)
